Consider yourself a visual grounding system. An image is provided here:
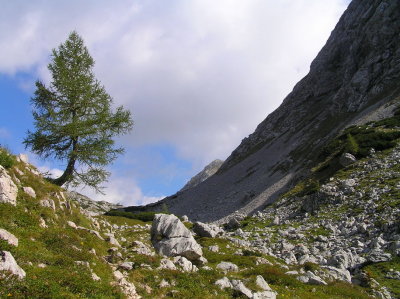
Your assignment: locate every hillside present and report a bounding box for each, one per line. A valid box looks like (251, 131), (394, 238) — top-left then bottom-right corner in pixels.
(122, 0), (400, 222)
(1, 142), (399, 298)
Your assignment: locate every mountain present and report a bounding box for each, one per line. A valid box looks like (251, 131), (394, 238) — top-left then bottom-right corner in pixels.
(122, 0), (400, 222)
(1, 144), (398, 298)
(180, 159), (224, 192)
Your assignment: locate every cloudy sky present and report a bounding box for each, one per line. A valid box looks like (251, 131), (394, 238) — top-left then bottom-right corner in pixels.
(0, 0), (349, 206)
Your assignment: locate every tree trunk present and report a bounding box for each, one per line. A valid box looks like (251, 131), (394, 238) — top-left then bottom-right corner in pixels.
(51, 138), (77, 186)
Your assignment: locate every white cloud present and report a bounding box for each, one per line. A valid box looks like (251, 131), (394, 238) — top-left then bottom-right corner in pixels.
(76, 176), (164, 206)
(0, 0), (349, 201)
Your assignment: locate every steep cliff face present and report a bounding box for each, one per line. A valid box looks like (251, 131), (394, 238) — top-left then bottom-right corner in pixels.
(125, 0), (400, 222)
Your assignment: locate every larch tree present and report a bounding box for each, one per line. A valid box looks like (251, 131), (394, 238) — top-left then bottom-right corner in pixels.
(24, 31), (133, 191)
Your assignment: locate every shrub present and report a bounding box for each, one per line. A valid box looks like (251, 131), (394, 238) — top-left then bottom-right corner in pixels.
(0, 148), (15, 169)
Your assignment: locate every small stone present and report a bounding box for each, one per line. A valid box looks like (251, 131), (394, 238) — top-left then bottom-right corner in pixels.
(119, 262), (134, 271)
(159, 279), (170, 288)
(23, 187), (36, 198)
(67, 221), (77, 229)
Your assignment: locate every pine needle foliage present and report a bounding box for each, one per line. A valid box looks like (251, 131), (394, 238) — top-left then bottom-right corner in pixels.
(24, 31), (133, 191)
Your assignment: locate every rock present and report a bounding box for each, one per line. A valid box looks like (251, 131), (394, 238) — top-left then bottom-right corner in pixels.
(67, 221), (77, 229)
(193, 221), (223, 238)
(216, 261), (239, 273)
(17, 154), (29, 163)
(0, 251), (26, 279)
(341, 179), (356, 188)
(23, 186), (36, 198)
(305, 271), (327, 285)
(231, 279), (253, 298)
(321, 266), (351, 283)
(285, 270), (299, 275)
(91, 272), (101, 281)
(197, 256), (208, 265)
(112, 270), (140, 299)
(158, 258), (177, 270)
(226, 217), (241, 230)
(173, 256), (198, 272)
(252, 291), (277, 299)
(40, 198), (56, 211)
(366, 250), (392, 263)
(105, 234), (121, 247)
(339, 153), (357, 167)
(131, 241), (155, 256)
(256, 275), (272, 291)
(119, 262), (134, 271)
(0, 228), (18, 246)
(208, 245), (219, 252)
(151, 214), (202, 261)
(181, 215), (189, 222)
(181, 159), (224, 191)
(0, 166), (18, 206)
(159, 279), (170, 288)
(215, 277), (232, 289)
(39, 217), (48, 228)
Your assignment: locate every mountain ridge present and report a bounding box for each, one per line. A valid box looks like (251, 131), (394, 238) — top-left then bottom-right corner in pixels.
(122, 0), (400, 222)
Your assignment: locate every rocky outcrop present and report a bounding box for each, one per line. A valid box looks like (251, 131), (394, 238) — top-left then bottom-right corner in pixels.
(180, 159), (224, 191)
(67, 191), (122, 216)
(0, 229), (18, 247)
(123, 0), (400, 222)
(193, 221), (224, 238)
(151, 214), (203, 261)
(0, 166), (18, 206)
(0, 251), (25, 279)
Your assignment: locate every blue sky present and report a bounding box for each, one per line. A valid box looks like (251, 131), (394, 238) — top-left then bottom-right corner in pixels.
(0, 0), (349, 205)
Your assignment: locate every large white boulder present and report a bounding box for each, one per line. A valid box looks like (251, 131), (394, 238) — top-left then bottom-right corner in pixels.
(0, 251), (26, 279)
(0, 229), (18, 247)
(0, 166), (18, 206)
(151, 214), (202, 261)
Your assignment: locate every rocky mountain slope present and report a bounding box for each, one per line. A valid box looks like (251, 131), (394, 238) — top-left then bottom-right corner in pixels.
(123, 0), (400, 222)
(180, 159), (224, 192)
(1, 138), (399, 298)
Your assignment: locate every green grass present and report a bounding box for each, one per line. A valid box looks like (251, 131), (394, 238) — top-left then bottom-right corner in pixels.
(0, 147), (15, 169)
(363, 257), (400, 298)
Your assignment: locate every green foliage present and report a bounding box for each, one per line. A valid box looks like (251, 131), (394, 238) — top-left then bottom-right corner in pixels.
(0, 147), (15, 169)
(303, 262), (320, 272)
(345, 133), (359, 155)
(24, 31), (133, 191)
(363, 257), (400, 298)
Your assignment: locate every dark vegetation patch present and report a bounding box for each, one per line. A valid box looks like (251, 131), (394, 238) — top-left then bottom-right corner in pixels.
(0, 147), (15, 169)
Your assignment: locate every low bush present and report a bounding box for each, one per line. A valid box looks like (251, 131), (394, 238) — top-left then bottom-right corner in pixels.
(0, 148), (15, 169)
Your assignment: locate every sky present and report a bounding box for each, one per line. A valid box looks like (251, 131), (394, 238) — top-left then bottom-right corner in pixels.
(0, 0), (350, 206)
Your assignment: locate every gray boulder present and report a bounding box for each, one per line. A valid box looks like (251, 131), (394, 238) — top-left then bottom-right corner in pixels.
(339, 153), (357, 167)
(216, 261), (239, 273)
(231, 280), (253, 298)
(0, 166), (18, 206)
(151, 214), (202, 261)
(0, 251), (26, 279)
(193, 221), (223, 238)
